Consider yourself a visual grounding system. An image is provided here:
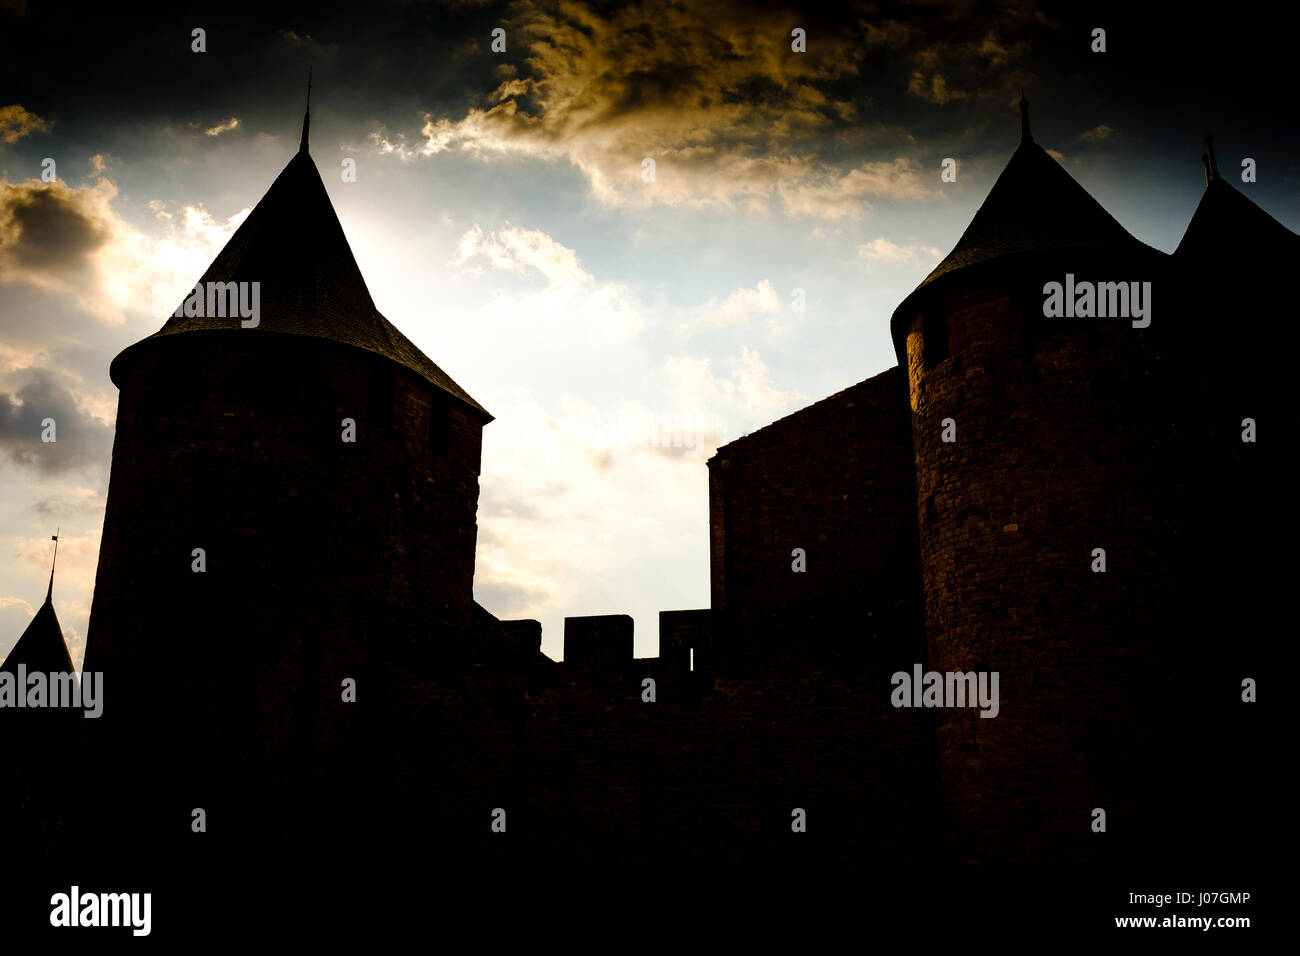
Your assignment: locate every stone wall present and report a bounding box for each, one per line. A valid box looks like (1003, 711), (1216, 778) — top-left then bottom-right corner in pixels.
(707, 366), (923, 669)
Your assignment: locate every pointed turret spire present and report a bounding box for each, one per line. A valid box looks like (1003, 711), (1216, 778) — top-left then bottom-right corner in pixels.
(1177, 135), (1300, 264)
(902, 113), (1143, 298)
(111, 75), (492, 423)
(299, 67), (312, 154)
(46, 529), (58, 603)
(890, 102), (1159, 358)
(1, 534), (74, 675)
(1204, 133), (1219, 182)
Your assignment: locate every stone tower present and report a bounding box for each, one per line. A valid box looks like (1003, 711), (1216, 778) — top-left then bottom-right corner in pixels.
(81, 108), (492, 853)
(891, 101), (1184, 862)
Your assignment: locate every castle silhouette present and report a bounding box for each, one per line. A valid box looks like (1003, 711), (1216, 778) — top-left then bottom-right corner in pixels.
(4, 99), (1286, 887)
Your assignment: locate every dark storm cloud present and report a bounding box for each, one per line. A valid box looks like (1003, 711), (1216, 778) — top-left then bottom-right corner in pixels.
(3, 0), (1293, 181)
(136, 0), (1274, 216)
(0, 179), (109, 278)
(0, 0), (514, 154)
(366, 0), (1026, 209)
(0, 177), (141, 399)
(0, 369), (112, 474)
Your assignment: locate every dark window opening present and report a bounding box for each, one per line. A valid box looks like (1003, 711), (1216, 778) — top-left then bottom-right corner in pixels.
(428, 396), (450, 457)
(367, 366), (394, 429)
(922, 305), (949, 370)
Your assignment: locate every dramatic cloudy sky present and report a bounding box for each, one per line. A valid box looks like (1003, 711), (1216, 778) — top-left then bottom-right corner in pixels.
(1, 0), (1294, 664)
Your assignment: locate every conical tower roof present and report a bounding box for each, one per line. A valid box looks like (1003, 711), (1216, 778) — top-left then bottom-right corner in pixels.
(112, 116), (491, 421)
(891, 105), (1158, 351)
(918, 141), (1145, 289)
(1175, 176), (1300, 265)
(1, 589), (74, 676)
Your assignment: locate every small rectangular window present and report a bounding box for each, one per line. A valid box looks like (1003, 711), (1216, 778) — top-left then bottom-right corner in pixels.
(922, 306), (948, 370)
(427, 395), (450, 457)
(367, 366), (394, 428)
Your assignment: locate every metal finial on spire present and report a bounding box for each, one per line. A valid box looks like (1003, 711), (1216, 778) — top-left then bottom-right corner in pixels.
(1203, 133), (1219, 181)
(299, 67), (312, 153)
(47, 529), (59, 603)
(1201, 154), (1212, 187)
(1018, 90), (1032, 143)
